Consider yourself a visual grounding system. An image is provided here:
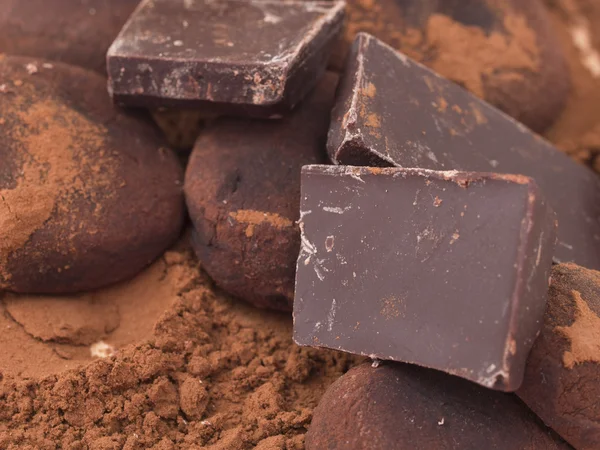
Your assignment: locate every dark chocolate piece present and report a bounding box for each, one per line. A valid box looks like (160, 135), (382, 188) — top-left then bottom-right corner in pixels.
(0, 0), (139, 73)
(184, 73), (337, 311)
(518, 263), (600, 449)
(294, 165), (556, 391)
(107, 0), (344, 117)
(0, 56), (184, 294)
(306, 362), (571, 450)
(328, 33), (600, 269)
(329, 0), (569, 132)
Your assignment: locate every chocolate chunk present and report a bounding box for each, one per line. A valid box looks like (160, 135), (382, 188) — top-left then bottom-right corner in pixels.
(0, 56), (184, 294)
(0, 0), (139, 73)
(306, 362), (571, 450)
(184, 74), (337, 311)
(107, 0), (344, 117)
(329, 0), (569, 132)
(294, 165), (556, 391)
(518, 263), (600, 449)
(328, 33), (600, 269)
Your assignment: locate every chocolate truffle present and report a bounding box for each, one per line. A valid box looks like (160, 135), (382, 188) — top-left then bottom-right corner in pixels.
(306, 362), (570, 450)
(331, 0), (569, 132)
(0, 0), (139, 73)
(0, 56), (184, 294)
(184, 73), (337, 311)
(518, 263), (600, 449)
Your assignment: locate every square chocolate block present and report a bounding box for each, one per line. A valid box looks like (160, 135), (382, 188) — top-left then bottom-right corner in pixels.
(107, 0), (344, 117)
(293, 165), (557, 391)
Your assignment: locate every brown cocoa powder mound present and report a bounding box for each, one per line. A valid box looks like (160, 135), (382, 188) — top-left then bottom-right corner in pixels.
(543, 0), (600, 173)
(0, 253), (184, 379)
(0, 239), (359, 449)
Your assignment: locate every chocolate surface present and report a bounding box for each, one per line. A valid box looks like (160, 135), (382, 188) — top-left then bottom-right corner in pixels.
(328, 32), (600, 270)
(306, 362), (571, 450)
(184, 74), (337, 311)
(294, 165), (556, 391)
(0, 56), (184, 294)
(518, 263), (600, 449)
(107, 0), (344, 116)
(0, 0), (139, 73)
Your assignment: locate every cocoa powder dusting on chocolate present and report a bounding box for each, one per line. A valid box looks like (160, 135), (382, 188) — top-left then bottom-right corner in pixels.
(343, 3), (540, 99)
(0, 94), (116, 285)
(554, 290), (600, 368)
(424, 14), (539, 98)
(229, 209), (295, 229)
(0, 242), (357, 448)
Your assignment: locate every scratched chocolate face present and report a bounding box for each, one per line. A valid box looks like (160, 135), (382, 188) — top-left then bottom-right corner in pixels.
(107, 0), (344, 117)
(294, 165), (556, 391)
(327, 32), (600, 269)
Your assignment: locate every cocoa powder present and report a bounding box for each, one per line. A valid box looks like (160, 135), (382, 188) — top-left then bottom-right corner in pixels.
(543, 0), (600, 172)
(0, 239), (358, 449)
(424, 13), (539, 99)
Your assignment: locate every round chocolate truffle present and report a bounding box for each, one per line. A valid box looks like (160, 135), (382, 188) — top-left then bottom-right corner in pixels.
(184, 73), (337, 311)
(0, 0), (139, 73)
(306, 362), (570, 449)
(332, 0), (570, 132)
(518, 263), (600, 450)
(0, 56), (184, 294)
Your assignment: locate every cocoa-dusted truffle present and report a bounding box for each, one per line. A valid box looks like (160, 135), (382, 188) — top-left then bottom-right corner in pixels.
(331, 0), (570, 132)
(0, 56), (184, 294)
(184, 73), (337, 311)
(0, 0), (139, 73)
(307, 362), (570, 450)
(518, 263), (600, 449)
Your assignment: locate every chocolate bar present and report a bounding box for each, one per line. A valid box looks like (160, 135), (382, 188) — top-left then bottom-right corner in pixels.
(306, 362), (571, 450)
(107, 0), (344, 117)
(293, 165), (556, 391)
(327, 33), (600, 269)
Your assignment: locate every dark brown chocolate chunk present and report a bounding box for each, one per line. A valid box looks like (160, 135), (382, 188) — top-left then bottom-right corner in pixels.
(306, 362), (571, 450)
(328, 32), (600, 270)
(184, 73), (338, 311)
(294, 165), (556, 391)
(0, 56), (184, 294)
(329, 0), (569, 132)
(518, 263), (600, 449)
(107, 0), (344, 117)
(0, 0), (139, 73)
